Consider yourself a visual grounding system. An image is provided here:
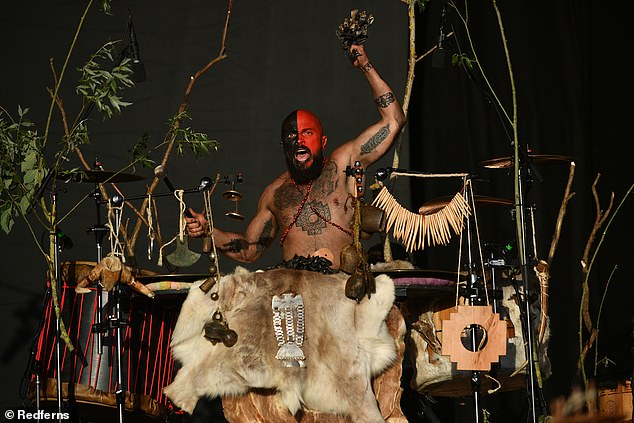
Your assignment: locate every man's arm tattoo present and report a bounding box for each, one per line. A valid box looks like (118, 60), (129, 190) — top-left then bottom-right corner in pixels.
(375, 92), (395, 108)
(360, 124), (391, 156)
(221, 239), (247, 253)
(256, 219), (274, 252)
(361, 62), (373, 73)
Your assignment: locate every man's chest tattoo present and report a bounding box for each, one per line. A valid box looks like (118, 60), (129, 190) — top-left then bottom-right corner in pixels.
(312, 161), (338, 196)
(295, 199), (330, 235)
(273, 183), (304, 210)
(273, 161), (339, 211)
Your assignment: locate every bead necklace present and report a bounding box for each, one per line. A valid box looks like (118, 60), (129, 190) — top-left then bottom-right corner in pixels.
(279, 179), (313, 245)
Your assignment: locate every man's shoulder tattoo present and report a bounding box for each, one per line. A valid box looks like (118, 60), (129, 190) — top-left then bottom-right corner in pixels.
(360, 124), (391, 156)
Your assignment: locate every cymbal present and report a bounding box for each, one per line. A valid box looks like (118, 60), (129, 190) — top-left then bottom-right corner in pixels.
(56, 170), (146, 183)
(419, 195), (512, 214)
(481, 154), (573, 169)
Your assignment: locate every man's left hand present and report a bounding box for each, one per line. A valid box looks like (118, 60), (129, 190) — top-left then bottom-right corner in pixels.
(349, 44), (370, 69)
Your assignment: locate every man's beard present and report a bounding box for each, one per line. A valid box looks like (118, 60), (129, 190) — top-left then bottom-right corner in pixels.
(285, 151), (324, 184)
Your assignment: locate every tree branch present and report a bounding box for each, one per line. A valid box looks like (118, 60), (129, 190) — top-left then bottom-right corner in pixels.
(128, 0), (234, 253)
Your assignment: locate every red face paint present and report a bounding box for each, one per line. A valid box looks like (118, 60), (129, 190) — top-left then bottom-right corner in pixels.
(281, 110), (326, 183)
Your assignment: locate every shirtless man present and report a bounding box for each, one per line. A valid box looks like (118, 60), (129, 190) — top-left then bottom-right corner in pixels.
(186, 44), (405, 269)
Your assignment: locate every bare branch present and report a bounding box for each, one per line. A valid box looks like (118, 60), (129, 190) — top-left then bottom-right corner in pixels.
(547, 161), (576, 267)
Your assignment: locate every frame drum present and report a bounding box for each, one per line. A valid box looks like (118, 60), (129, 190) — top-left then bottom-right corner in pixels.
(376, 269), (550, 397)
(28, 262), (195, 422)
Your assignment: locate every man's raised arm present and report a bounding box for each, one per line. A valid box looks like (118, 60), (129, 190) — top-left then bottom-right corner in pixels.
(338, 44), (406, 168)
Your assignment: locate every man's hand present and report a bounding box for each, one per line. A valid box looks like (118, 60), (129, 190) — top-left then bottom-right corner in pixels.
(185, 208), (208, 238)
(349, 44), (371, 71)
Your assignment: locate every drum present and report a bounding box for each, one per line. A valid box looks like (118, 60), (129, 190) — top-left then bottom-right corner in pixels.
(28, 262), (195, 422)
(391, 270), (550, 397)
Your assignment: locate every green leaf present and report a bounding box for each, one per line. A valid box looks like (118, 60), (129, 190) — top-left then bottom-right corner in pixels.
(18, 195), (30, 214)
(23, 169), (39, 185)
(76, 40), (134, 119)
(0, 205), (14, 234)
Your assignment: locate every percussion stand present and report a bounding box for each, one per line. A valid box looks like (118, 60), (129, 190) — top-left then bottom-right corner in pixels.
(109, 195), (127, 423)
(87, 182), (127, 423)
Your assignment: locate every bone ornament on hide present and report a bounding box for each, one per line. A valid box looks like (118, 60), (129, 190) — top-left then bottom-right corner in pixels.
(164, 269), (398, 423)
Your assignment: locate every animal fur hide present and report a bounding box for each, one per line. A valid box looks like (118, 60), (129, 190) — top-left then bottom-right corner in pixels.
(164, 269), (397, 423)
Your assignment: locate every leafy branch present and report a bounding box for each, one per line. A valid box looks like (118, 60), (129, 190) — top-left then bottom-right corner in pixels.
(127, 0), (234, 252)
(168, 111), (220, 158)
(0, 107), (46, 234)
(76, 40), (134, 119)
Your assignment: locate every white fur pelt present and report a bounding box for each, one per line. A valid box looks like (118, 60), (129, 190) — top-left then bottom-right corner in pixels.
(164, 269), (396, 423)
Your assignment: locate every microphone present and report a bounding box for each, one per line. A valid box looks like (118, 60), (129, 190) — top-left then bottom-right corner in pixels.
(375, 167), (398, 181)
(55, 227), (74, 250)
(197, 177), (213, 192)
(154, 165), (196, 218)
(432, 4), (448, 69)
(154, 165), (176, 192)
(127, 11), (146, 82)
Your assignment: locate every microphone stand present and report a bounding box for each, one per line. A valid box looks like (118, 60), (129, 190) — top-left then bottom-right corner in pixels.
(110, 195), (126, 423)
(449, 17), (546, 421)
(87, 191), (126, 423)
(462, 185), (484, 423)
(49, 190), (64, 419)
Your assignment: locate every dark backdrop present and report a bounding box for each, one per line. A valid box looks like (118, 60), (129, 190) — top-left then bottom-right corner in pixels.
(1, 0), (632, 420)
(410, 0), (634, 412)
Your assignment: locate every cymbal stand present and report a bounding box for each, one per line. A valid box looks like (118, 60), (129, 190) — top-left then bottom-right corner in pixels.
(513, 155), (542, 423)
(87, 184), (109, 353)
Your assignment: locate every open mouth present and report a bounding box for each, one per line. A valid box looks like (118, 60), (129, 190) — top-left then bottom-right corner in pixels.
(294, 147), (311, 165)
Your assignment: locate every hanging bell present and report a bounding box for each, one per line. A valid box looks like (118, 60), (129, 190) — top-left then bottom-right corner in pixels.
(223, 178), (245, 220)
(225, 201), (244, 221)
(223, 179), (242, 201)
(339, 244), (361, 275)
(203, 320), (226, 345)
(345, 271), (366, 303)
(222, 329), (238, 347)
(203, 311), (238, 347)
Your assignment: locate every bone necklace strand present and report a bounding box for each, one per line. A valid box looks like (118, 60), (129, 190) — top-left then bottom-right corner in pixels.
(371, 184), (471, 252)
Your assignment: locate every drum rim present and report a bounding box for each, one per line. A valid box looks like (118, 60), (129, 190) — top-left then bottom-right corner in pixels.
(372, 268), (465, 282)
(136, 273), (210, 283)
